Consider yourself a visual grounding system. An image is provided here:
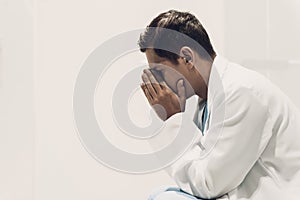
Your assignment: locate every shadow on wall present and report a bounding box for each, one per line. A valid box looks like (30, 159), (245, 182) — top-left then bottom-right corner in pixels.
(242, 59), (300, 109)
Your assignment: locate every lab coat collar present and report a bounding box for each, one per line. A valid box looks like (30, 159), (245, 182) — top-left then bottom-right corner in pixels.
(196, 55), (229, 132)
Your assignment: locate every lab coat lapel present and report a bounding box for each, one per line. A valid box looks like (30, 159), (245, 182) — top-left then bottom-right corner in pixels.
(193, 56), (229, 135)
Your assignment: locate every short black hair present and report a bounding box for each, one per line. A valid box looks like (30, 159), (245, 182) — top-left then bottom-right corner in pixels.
(138, 10), (216, 64)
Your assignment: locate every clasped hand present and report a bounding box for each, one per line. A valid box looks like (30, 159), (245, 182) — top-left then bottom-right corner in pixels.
(140, 69), (186, 121)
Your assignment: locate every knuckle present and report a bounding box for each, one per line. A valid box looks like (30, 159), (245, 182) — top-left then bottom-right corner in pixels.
(152, 97), (158, 103)
(165, 90), (172, 96)
(157, 92), (163, 98)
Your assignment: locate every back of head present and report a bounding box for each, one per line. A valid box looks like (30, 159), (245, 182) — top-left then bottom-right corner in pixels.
(138, 9), (216, 64)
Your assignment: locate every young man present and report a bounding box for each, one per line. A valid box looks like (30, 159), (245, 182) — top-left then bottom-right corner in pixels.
(138, 10), (300, 200)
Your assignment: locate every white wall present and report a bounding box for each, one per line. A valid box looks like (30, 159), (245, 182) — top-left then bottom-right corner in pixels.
(0, 0), (34, 199)
(224, 0), (300, 108)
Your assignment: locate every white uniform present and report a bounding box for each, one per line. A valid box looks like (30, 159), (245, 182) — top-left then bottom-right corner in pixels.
(157, 56), (300, 200)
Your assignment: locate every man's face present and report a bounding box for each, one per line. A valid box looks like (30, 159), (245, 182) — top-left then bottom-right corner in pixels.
(145, 49), (194, 97)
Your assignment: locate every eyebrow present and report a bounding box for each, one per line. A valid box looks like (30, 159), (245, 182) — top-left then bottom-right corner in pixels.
(151, 66), (164, 72)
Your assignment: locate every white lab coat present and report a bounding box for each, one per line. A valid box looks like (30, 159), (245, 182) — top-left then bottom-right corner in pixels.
(154, 56), (300, 200)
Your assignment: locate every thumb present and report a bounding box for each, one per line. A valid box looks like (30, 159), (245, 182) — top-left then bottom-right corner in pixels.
(177, 79), (186, 107)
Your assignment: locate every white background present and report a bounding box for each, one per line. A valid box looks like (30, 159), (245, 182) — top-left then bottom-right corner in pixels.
(0, 0), (299, 200)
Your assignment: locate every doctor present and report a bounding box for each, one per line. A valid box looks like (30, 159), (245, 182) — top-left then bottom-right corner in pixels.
(139, 10), (300, 200)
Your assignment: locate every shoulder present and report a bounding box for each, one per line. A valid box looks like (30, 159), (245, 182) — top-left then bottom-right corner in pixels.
(220, 58), (273, 101)
(209, 56), (277, 110)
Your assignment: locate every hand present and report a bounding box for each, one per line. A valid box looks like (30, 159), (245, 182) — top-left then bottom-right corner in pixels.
(140, 69), (186, 121)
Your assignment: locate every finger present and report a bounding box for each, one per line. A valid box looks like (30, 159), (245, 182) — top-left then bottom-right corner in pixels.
(144, 69), (161, 92)
(142, 73), (156, 98)
(150, 69), (168, 90)
(159, 80), (168, 89)
(144, 69), (162, 90)
(177, 79), (186, 109)
(144, 87), (153, 104)
(140, 83), (153, 102)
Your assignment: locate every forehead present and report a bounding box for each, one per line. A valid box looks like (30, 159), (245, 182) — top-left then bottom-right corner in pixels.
(145, 49), (174, 69)
(145, 49), (165, 63)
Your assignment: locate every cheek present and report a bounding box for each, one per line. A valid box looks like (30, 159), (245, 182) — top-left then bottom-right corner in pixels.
(163, 71), (182, 93)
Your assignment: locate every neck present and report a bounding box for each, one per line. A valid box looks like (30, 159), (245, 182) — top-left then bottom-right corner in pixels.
(194, 57), (214, 100)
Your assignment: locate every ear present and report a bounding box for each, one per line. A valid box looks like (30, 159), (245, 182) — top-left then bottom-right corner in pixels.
(179, 46), (194, 69)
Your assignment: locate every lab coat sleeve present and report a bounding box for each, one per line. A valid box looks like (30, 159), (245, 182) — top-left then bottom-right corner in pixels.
(162, 88), (272, 199)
